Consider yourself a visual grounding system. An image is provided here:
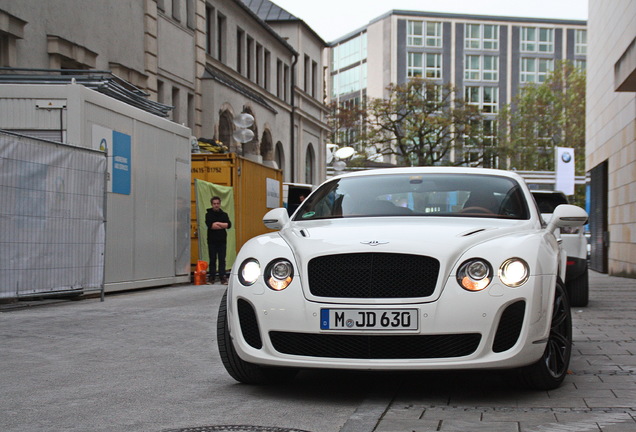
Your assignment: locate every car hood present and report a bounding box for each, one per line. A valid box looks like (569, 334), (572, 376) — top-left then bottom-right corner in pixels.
(281, 216), (533, 277)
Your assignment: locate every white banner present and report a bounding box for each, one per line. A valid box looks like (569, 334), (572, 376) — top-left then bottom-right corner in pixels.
(555, 147), (575, 195)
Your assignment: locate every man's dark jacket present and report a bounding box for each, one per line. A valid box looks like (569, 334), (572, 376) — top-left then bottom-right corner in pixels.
(205, 208), (231, 243)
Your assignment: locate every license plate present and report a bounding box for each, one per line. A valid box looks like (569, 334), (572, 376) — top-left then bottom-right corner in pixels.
(320, 309), (418, 330)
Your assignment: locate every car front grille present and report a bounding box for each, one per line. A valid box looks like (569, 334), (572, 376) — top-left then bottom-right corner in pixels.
(269, 331), (481, 359)
(308, 253), (440, 298)
(492, 300), (526, 353)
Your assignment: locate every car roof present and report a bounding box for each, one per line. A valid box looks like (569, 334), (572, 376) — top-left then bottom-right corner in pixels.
(331, 167), (526, 183)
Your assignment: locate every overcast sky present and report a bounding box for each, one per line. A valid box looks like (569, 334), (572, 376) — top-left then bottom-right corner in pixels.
(270, 0), (588, 42)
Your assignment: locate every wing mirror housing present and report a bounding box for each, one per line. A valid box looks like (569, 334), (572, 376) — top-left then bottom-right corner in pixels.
(546, 204), (588, 234)
(263, 208), (290, 230)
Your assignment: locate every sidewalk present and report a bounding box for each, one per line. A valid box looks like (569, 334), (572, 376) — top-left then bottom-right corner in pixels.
(372, 271), (636, 432)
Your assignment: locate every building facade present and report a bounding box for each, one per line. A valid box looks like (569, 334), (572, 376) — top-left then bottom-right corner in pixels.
(0, 0), (328, 184)
(328, 10), (587, 166)
(586, 0), (636, 278)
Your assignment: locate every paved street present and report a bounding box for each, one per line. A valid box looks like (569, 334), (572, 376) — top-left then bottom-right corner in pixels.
(1, 271), (635, 432)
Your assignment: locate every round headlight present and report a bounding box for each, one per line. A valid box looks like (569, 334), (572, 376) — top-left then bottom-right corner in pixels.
(238, 258), (260, 286)
(499, 258), (529, 287)
(265, 259), (294, 291)
(457, 258), (492, 291)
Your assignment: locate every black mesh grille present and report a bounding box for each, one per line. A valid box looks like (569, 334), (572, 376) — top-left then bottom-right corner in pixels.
(492, 300), (526, 353)
(269, 332), (481, 359)
(308, 253), (440, 298)
(238, 299), (262, 349)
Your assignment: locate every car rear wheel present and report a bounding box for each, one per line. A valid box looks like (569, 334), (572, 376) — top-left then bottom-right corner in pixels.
(566, 268), (589, 307)
(217, 290), (297, 384)
(516, 281), (572, 390)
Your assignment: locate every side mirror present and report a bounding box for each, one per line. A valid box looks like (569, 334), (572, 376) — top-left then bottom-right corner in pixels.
(263, 208), (290, 230)
(546, 204), (588, 233)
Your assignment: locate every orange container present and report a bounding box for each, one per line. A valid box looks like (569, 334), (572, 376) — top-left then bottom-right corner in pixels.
(196, 260), (208, 272)
(193, 270), (207, 285)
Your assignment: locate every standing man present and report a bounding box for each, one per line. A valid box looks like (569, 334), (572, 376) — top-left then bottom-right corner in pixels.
(205, 196), (232, 284)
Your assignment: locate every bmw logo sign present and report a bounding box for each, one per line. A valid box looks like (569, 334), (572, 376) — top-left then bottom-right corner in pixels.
(561, 152), (572, 163)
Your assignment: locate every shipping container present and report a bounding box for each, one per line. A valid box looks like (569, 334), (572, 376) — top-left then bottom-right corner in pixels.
(190, 153), (283, 270)
(0, 83), (191, 294)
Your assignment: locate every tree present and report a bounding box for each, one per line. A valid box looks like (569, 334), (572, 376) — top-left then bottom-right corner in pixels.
(327, 99), (366, 149)
(357, 79), (484, 166)
(498, 61), (586, 175)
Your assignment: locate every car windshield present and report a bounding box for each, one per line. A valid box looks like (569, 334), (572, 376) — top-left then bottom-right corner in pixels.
(293, 173), (530, 221)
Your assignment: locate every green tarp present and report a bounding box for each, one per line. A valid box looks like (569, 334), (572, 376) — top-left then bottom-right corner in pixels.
(195, 178), (237, 272)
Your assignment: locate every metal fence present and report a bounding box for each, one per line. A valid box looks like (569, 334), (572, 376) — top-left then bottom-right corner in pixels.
(0, 131), (106, 300)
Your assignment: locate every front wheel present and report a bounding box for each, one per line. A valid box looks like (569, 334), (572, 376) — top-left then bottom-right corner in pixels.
(216, 290), (297, 384)
(516, 281), (572, 390)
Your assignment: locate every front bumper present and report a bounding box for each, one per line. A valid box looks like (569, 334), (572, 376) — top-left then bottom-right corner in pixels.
(226, 274), (554, 371)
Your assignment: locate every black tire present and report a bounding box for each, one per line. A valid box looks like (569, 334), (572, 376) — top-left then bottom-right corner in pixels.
(566, 267), (589, 307)
(216, 290), (297, 384)
(516, 281), (572, 390)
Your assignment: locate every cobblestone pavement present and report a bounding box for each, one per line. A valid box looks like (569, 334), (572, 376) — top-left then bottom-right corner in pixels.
(369, 271), (636, 432)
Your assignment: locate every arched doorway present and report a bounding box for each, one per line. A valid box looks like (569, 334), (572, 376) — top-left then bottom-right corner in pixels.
(218, 110), (234, 151)
(261, 129), (274, 163)
(305, 144), (315, 185)
(275, 141), (285, 176)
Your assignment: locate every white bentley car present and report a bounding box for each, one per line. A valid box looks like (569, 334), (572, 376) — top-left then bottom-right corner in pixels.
(217, 167), (588, 390)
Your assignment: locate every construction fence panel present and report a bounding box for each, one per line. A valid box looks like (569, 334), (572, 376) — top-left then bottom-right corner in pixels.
(0, 131), (106, 299)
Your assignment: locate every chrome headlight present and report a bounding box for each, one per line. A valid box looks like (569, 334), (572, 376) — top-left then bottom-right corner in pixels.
(238, 258), (260, 286)
(457, 258), (493, 291)
(265, 259), (294, 291)
(499, 258), (529, 287)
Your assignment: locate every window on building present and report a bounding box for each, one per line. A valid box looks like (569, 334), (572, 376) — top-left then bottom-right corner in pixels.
(466, 55), (499, 81)
(333, 33), (367, 70)
(187, 93), (194, 130)
(0, 11), (25, 67)
(575, 29), (587, 55)
(312, 60), (318, 98)
(172, 0), (181, 22)
(256, 44), (263, 86)
(482, 119), (497, 146)
(172, 87), (180, 123)
(304, 55), (311, 92)
(246, 36), (254, 80)
(407, 52), (441, 79)
(205, 6), (214, 55)
(574, 59), (586, 70)
(426, 22), (442, 47)
(264, 49), (271, 91)
(407, 21), (424, 46)
(465, 24), (499, 50)
(332, 63), (367, 97)
(0, 33), (11, 67)
(521, 27), (554, 53)
(277, 59), (282, 98)
(237, 28), (244, 74)
(186, 0), (195, 29)
(157, 80), (164, 104)
(520, 57), (554, 83)
(407, 21), (442, 47)
(284, 64), (290, 102)
(217, 13), (226, 62)
(465, 86), (498, 113)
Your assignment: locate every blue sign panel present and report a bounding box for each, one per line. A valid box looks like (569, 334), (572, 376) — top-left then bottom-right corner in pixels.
(112, 131), (131, 195)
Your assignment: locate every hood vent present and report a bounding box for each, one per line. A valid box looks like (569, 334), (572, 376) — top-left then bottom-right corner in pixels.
(460, 228), (488, 237)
